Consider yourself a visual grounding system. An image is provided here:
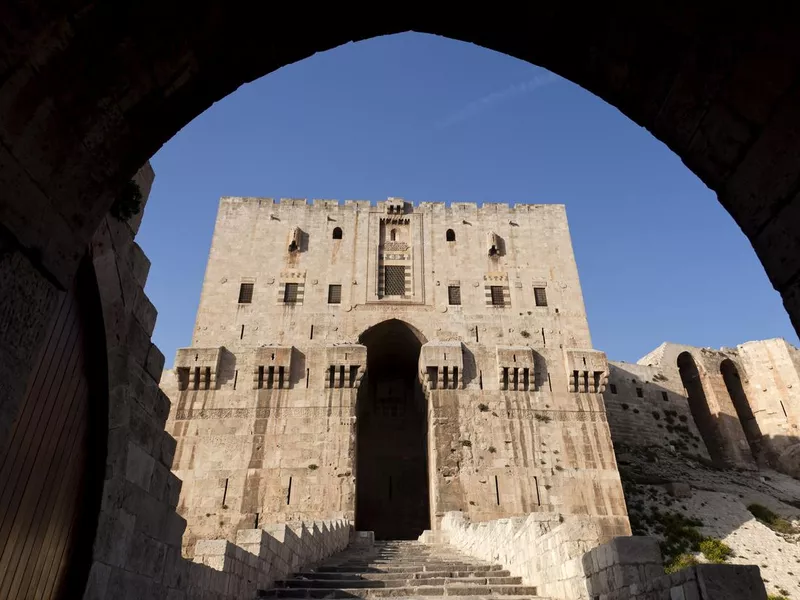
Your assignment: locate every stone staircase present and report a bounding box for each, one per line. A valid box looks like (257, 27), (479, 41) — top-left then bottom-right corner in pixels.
(258, 540), (548, 598)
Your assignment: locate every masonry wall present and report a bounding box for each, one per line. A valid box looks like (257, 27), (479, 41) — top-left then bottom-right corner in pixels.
(602, 361), (711, 460)
(162, 197), (627, 551)
(603, 340), (800, 476)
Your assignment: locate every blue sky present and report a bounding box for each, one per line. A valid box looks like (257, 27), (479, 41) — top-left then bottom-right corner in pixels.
(137, 32), (798, 367)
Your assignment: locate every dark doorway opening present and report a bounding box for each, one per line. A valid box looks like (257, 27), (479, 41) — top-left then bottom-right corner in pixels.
(677, 352), (723, 465)
(721, 359), (760, 458)
(356, 320), (430, 539)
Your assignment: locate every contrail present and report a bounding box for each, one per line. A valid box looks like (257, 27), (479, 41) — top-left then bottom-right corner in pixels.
(435, 72), (560, 129)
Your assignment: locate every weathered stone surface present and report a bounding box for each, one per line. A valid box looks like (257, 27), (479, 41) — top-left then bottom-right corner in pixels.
(160, 197), (628, 550)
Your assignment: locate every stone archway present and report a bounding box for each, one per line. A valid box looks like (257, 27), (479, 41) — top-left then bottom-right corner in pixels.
(6, 6), (800, 438)
(355, 319), (430, 539)
(677, 352), (723, 465)
(721, 359), (761, 457)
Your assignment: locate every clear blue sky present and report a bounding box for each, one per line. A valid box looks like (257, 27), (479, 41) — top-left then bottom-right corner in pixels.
(137, 32), (798, 367)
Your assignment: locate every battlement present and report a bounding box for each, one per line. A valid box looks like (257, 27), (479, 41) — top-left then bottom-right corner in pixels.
(219, 195), (565, 214)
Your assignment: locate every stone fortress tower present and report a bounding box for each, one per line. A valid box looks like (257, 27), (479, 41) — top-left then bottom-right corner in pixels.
(160, 196), (630, 554)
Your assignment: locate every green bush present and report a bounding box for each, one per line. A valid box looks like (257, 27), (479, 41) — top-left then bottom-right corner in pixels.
(767, 595), (790, 600)
(748, 503), (799, 534)
(699, 538), (733, 563)
(110, 179), (143, 221)
(665, 553), (699, 574)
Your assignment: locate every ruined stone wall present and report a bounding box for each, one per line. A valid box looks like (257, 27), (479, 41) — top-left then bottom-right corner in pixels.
(737, 340), (800, 455)
(602, 361), (711, 460)
(603, 340), (800, 475)
(162, 197), (626, 550)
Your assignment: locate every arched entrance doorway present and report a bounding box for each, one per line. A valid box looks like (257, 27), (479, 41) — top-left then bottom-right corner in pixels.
(721, 359), (760, 458)
(355, 320), (430, 539)
(677, 352), (723, 465)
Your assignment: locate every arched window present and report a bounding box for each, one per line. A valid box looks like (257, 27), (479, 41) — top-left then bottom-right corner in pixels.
(332, 227), (343, 240)
(390, 229), (397, 241)
(446, 228), (456, 242)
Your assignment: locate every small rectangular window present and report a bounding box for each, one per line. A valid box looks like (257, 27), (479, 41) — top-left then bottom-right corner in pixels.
(447, 285), (461, 305)
(661, 391), (669, 401)
(610, 383), (617, 394)
(238, 282), (254, 304)
(534, 287), (547, 307)
(636, 387), (643, 398)
(284, 283), (299, 303)
(328, 284), (342, 304)
(490, 286), (505, 306)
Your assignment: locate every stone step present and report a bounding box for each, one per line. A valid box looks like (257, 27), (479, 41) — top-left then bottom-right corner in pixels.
(316, 564), (502, 573)
(258, 585), (539, 598)
(293, 571), (513, 581)
(275, 577), (524, 589)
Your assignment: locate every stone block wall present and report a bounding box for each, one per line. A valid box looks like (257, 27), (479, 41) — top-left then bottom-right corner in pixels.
(176, 519), (350, 599)
(437, 512), (768, 600)
(439, 511), (630, 599)
(603, 340), (800, 476)
(603, 361), (711, 460)
(581, 538), (767, 600)
(162, 197), (628, 550)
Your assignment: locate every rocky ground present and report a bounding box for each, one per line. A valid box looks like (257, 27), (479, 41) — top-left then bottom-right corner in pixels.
(615, 444), (800, 600)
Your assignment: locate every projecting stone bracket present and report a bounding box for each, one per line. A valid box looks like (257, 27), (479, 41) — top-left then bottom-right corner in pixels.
(174, 347), (224, 390)
(564, 348), (608, 393)
(419, 341), (464, 390)
(325, 344), (366, 389)
(496, 346), (540, 391)
(254, 346), (294, 389)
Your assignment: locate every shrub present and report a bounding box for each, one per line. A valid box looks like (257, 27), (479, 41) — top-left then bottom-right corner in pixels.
(535, 413), (552, 423)
(461, 440), (472, 447)
(520, 330), (531, 338)
(308, 464), (318, 470)
(748, 503), (799, 534)
(621, 403), (630, 410)
(111, 179), (143, 221)
(768, 595), (790, 600)
(488, 446), (496, 453)
(665, 553), (699, 574)
(699, 538), (733, 563)
(478, 403), (489, 412)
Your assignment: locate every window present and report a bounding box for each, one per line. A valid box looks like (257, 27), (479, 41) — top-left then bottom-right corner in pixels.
(636, 387), (643, 398)
(610, 384), (617, 394)
(238, 282), (254, 304)
(332, 227), (343, 240)
(328, 284), (342, 304)
(447, 285), (461, 305)
(661, 391), (669, 401)
(390, 229), (397, 241)
(384, 266), (406, 295)
(490, 286), (505, 306)
(283, 283), (299, 303)
(534, 287), (547, 307)
(446, 228), (456, 242)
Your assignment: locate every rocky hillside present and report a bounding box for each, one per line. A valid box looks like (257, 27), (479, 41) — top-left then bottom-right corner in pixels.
(616, 443), (800, 600)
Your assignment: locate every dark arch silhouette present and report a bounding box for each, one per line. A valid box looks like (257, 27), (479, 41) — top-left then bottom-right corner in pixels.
(355, 319), (430, 539)
(721, 359), (761, 458)
(332, 226), (343, 240)
(446, 228), (456, 242)
(677, 352), (724, 465)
